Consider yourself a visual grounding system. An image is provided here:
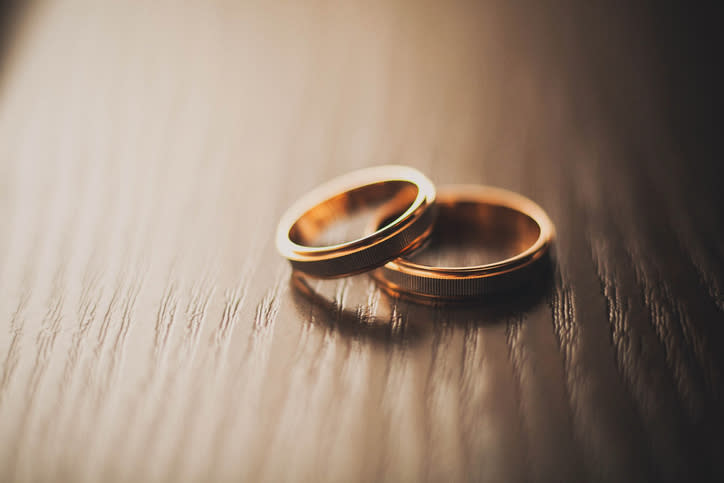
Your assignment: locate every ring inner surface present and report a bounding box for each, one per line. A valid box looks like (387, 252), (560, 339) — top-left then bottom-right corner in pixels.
(289, 180), (419, 248)
(387, 200), (540, 268)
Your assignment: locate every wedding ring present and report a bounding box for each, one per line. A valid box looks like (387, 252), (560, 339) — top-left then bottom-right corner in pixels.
(276, 165), (436, 278)
(371, 185), (554, 301)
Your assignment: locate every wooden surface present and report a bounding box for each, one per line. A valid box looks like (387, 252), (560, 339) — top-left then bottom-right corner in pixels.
(1, 2), (722, 482)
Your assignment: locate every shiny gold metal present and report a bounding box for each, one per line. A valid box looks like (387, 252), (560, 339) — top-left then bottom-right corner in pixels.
(276, 165), (437, 278)
(372, 185), (555, 301)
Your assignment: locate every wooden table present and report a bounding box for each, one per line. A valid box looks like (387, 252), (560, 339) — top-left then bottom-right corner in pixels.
(1, 2), (722, 481)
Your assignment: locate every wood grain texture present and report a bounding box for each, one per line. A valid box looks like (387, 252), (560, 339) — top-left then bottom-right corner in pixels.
(1, 1), (722, 482)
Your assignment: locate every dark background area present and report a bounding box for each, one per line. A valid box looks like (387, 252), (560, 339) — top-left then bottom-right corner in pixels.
(649, 1), (722, 204)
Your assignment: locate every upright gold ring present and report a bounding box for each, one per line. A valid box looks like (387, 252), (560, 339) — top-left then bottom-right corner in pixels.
(371, 185), (555, 301)
(276, 165), (437, 278)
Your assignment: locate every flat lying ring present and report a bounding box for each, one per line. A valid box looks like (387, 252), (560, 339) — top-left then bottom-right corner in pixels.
(371, 185), (555, 301)
(276, 165), (437, 278)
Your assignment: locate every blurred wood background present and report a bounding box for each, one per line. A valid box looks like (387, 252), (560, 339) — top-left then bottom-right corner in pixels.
(0, 1), (722, 482)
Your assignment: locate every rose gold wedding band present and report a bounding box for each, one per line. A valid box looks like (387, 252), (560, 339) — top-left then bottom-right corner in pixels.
(276, 165), (437, 278)
(371, 185), (555, 301)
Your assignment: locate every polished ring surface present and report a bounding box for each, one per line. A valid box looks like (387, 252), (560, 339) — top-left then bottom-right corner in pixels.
(371, 185), (555, 301)
(276, 165), (437, 278)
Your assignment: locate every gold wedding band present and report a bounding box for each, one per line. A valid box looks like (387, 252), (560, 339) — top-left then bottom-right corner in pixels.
(371, 185), (555, 301)
(276, 165), (437, 278)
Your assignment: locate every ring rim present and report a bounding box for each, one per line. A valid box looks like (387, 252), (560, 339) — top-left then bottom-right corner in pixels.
(275, 165), (437, 278)
(371, 185), (555, 300)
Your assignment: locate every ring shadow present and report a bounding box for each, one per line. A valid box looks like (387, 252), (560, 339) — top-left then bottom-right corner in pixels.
(289, 260), (554, 348)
